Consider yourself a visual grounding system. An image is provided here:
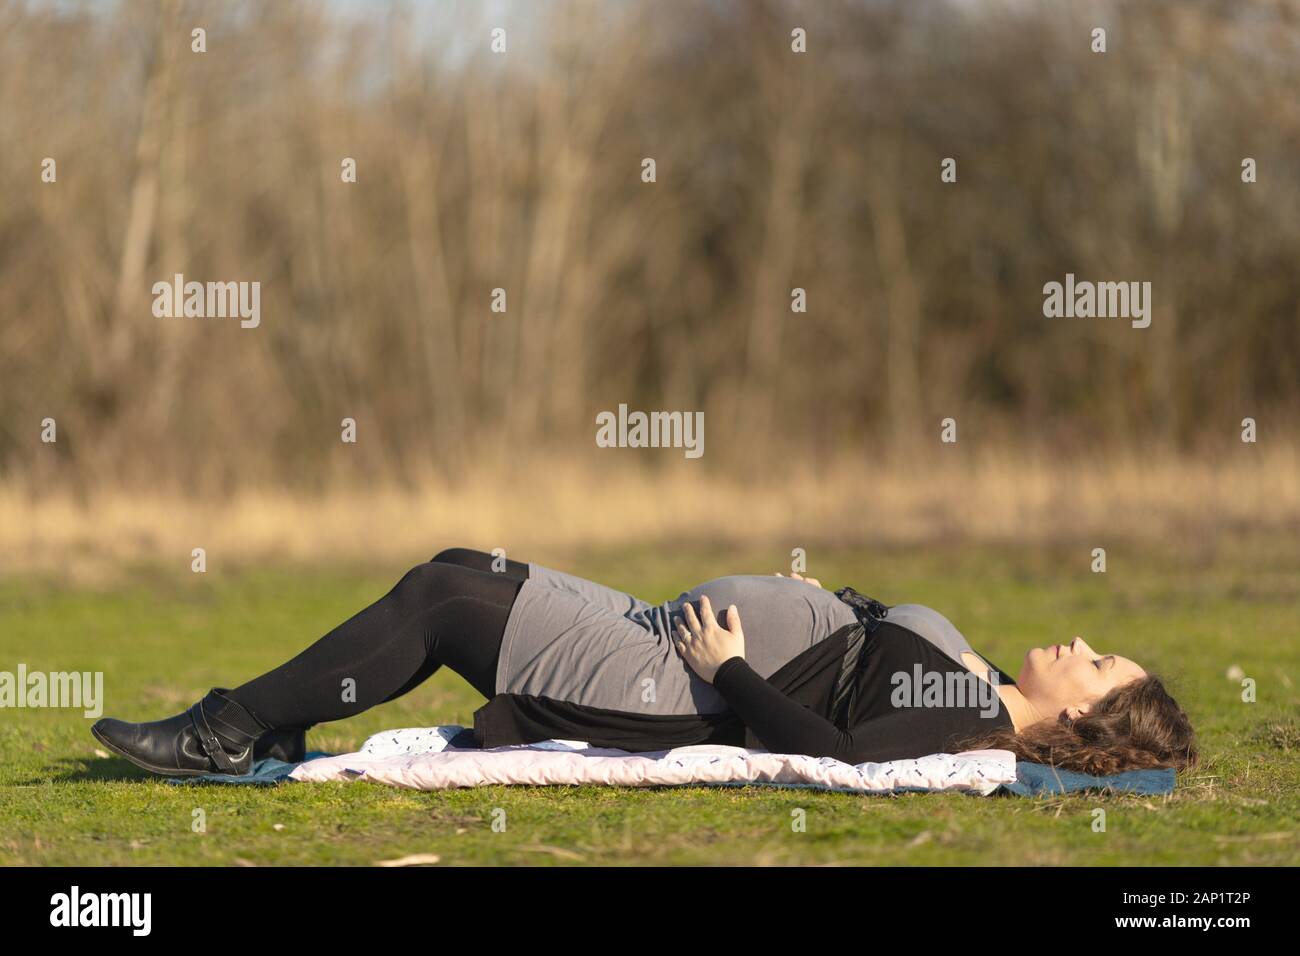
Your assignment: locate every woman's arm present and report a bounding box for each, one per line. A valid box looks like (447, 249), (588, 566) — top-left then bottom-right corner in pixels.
(715, 656), (1009, 764)
(710, 656), (861, 760)
(713, 660), (976, 764)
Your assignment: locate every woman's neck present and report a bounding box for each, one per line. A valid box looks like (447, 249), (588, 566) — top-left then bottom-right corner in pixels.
(994, 684), (1046, 733)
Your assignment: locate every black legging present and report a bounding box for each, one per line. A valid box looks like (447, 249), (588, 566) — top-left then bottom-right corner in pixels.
(226, 549), (529, 729)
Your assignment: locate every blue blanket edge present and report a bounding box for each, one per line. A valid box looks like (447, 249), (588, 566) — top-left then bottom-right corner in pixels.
(1002, 762), (1176, 796)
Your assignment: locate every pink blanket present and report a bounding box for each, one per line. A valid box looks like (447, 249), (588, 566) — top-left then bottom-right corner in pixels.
(289, 726), (1018, 795)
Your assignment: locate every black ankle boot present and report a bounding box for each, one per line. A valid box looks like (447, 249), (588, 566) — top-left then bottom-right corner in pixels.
(91, 687), (273, 777)
(254, 725), (312, 763)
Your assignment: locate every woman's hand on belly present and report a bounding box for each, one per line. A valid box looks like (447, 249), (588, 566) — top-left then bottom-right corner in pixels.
(672, 595), (746, 684)
(775, 571), (823, 589)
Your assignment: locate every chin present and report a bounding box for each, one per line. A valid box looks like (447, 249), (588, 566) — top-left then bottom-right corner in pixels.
(1018, 651), (1044, 687)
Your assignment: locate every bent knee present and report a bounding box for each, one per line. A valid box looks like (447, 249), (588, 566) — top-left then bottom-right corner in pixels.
(430, 547), (485, 567)
(392, 560), (461, 609)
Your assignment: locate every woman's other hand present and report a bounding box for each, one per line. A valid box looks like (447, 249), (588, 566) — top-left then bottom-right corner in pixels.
(672, 595), (745, 684)
(775, 571), (822, 589)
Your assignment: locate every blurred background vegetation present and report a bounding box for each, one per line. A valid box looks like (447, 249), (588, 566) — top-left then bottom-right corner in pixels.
(1, 0), (1298, 570)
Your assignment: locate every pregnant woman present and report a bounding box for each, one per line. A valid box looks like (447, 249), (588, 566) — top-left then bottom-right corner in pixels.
(91, 548), (1197, 777)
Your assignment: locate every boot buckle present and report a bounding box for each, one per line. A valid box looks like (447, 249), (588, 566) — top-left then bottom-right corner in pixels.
(188, 702), (239, 774)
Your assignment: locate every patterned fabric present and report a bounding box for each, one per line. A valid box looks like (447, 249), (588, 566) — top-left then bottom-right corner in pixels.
(288, 725), (1018, 795)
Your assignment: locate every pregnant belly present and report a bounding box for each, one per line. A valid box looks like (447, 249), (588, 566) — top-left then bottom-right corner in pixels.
(660, 576), (839, 678)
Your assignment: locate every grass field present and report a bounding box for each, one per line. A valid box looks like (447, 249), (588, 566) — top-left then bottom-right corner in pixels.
(1, 543), (1297, 866)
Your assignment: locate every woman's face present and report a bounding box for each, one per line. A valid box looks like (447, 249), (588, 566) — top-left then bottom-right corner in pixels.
(1016, 636), (1147, 721)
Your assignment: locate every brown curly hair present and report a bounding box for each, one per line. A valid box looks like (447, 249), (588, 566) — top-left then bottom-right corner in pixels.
(959, 675), (1198, 775)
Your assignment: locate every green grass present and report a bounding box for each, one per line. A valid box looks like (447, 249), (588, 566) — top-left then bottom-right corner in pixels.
(1, 543), (1297, 866)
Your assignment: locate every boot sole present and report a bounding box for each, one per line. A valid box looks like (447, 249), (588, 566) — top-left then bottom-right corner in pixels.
(90, 723), (245, 778)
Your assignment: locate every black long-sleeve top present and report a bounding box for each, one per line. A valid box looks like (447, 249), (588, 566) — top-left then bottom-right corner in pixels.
(711, 621), (1016, 765)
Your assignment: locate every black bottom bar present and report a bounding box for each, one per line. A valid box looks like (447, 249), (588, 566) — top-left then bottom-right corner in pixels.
(0, 865), (1281, 939)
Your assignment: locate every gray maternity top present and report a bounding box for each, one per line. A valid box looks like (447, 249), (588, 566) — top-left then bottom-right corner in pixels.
(494, 564), (861, 717)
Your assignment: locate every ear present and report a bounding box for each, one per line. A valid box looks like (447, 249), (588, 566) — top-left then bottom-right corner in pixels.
(1063, 703), (1091, 722)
